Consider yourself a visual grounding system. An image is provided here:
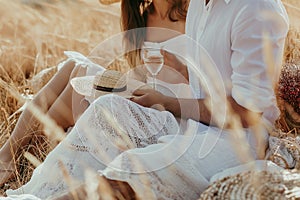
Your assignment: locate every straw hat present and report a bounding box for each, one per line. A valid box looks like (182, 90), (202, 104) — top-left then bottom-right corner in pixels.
(98, 0), (120, 5)
(71, 70), (148, 99)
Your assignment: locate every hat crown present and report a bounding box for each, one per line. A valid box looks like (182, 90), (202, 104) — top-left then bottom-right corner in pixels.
(93, 70), (127, 92)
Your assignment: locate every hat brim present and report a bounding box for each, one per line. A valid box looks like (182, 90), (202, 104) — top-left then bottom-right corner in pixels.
(70, 75), (149, 99)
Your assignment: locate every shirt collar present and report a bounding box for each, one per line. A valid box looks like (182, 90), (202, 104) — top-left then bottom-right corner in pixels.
(224, 0), (231, 4)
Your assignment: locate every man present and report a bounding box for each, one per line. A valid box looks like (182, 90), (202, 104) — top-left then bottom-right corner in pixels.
(126, 0), (289, 198)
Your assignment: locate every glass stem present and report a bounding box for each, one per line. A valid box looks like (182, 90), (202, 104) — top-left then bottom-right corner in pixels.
(153, 74), (156, 90)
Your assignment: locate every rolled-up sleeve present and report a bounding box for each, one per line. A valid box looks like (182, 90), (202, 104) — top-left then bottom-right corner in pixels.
(230, 1), (289, 113)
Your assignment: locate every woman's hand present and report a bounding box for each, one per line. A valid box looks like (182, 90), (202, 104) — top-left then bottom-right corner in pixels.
(131, 88), (167, 111)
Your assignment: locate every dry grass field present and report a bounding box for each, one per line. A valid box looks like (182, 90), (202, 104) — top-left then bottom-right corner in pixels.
(0, 0), (299, 199)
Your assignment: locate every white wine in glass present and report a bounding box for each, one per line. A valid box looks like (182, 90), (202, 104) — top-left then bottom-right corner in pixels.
(142, 47), (164, 90)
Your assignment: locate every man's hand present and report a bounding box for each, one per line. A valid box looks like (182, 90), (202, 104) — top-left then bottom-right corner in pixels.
(131, 88), (167, 111)
(161, 50), (189, 81)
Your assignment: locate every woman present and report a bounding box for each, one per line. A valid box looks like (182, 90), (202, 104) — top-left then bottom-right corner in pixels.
(0, 0), (189, 189)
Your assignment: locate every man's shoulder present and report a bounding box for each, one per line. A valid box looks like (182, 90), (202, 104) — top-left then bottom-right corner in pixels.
(232, 0), (284, 9)
(230, 0), (288, 22)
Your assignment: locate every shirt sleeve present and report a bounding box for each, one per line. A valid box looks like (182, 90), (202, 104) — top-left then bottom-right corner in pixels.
(230, 1), (289, 113)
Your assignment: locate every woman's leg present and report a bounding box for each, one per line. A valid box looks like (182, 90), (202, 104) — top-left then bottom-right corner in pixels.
(46, 63), (89, 129)
(0, 60), (84, 185)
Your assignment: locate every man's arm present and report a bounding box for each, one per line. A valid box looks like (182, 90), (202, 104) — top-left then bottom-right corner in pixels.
(164, 95), (261, 128)
(228, 0), (289, 127)
(132, 89), (261, 128)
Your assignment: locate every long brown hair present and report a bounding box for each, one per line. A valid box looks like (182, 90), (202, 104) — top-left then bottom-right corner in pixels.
(121, 0), (189, 67)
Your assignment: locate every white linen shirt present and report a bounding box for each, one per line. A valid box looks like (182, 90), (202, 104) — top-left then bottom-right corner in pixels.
(186, 0), (289, 128)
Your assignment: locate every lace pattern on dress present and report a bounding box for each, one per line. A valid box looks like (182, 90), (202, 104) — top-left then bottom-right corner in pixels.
(75, 94), (180, 164)
(7, 94), (180, 199)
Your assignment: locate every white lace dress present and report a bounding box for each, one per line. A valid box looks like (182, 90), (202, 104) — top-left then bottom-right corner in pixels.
(6, 94), (184, 199)
(3, 35), (265, 200)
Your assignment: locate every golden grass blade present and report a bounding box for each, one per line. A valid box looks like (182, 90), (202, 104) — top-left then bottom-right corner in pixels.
(23, 151), (42, 168)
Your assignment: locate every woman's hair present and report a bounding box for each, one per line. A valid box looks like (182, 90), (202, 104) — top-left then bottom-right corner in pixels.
(121, 0), (188, 67)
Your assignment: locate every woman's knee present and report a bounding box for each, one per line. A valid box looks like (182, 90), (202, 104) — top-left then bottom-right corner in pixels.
(91, 94), (130, 113)
(93, 94), (126, 105)
(69, 63), (87, 81)
(58, 60), (76, 77)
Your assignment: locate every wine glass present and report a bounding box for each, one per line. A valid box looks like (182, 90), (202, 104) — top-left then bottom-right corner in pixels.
(142, 47), (164, 90)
